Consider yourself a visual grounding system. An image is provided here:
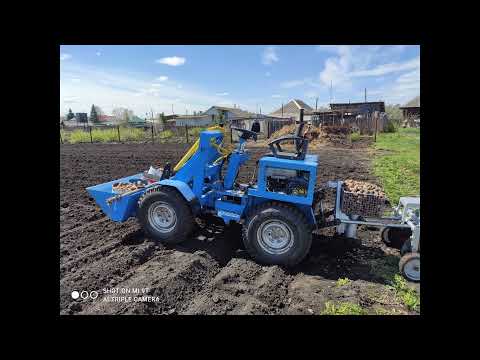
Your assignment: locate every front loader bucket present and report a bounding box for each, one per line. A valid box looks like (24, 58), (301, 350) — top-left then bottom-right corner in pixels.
(86, 173), (147, 222)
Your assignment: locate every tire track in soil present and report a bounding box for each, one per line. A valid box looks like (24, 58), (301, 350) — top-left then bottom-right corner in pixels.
(61, 141), (413, 315)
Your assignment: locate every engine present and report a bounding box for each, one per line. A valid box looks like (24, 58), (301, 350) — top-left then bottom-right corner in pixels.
(265, 167), (309, 196)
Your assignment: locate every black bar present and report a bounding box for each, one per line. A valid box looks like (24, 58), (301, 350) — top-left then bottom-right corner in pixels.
(151, 124), (154, 143)
(230, 126), (233, 143)
(60, 131), (63, 144)
(89, 126), (93, 143)
(117, 125), (120, 142)
(185, 124), (189, 143)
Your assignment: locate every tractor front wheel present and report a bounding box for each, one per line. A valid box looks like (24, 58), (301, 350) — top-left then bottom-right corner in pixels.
(399, 252), (420, 282)
(137, 187), (194, 244)
(243, 202), (312, 267)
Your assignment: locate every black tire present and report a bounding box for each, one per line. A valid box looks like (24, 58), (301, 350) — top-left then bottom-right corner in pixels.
(381, 227), (412, 249)
(137, 187), (194, 244)
(399, 252), (420, 282)
(242, 201), (312, 267)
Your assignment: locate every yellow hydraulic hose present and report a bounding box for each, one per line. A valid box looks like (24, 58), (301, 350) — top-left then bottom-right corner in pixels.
(173, 125), (226, 172)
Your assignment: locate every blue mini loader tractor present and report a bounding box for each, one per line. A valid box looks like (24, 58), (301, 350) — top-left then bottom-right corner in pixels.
(87, 109), (420, 280)
(87, 109), (323, 266)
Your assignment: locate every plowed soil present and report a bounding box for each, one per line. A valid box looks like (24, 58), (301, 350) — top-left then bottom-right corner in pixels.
(60, 141), (419, 315)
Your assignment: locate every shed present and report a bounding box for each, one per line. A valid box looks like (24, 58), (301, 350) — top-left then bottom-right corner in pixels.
(204, 106), (256, 123)
(168, 114), (213, 127)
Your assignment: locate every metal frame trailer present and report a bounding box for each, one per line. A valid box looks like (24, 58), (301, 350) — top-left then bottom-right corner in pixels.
(326, 180), (420, 281)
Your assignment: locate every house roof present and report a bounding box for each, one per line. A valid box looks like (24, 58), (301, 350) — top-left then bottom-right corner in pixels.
(330, 101), (385, 113)
(269, 99), (313, 117)
(206, 106), (256, 118)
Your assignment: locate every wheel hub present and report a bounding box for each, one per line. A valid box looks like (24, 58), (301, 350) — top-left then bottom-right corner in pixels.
(257, 220), (294, 255)
(148, 202), (177, 233)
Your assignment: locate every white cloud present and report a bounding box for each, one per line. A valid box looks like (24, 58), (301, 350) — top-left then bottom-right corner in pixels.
(156, 76), (168, 81)
(151, 83), (164, 87)
(280, 79), (309, 88)
(265, 72), (271, 77)
(350, 57), (419, 77)
(60, 53), (72, 61)
(96, 51), (102, 56)
(60, 62), (234, 115)
(155, 56), (186, 66)
(177, 84), (183, 89)
(216, 92), (229, 96)
(71, 78), (81, 82)
(262, 47), (279, 65)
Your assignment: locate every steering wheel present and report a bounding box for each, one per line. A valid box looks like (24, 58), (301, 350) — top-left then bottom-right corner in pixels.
(230, 127), (258, 142)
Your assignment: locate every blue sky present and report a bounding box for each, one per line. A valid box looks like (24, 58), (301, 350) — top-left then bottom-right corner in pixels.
(60, 45), (420, 116)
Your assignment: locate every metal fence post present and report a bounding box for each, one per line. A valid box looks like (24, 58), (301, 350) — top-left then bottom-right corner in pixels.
(151, 124), (154, 143)
(89, 126), (93, 143)
(117, 125), (121, 142)
(230, 126), (233, 143)
(185, 124), (189, 143)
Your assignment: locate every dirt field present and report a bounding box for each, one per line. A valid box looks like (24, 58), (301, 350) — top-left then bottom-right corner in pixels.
(60, 140), (419, 315)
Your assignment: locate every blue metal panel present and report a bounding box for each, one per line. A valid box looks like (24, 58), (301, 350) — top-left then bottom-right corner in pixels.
(159, 179), (196, 201)
(86, 173), (148, 222)
(224, 151), (249, 190)
(172, 130), (223, 199)
(251, 154), (318, 206)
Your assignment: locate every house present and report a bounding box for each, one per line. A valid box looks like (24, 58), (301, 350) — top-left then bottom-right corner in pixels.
(204, 105), (256, 122)
(98, 115), (117, 124)
(400, 96), (420, 126)
(329, 101), (385, 116)
(167, 114), (214, 127)
(269, 99), (313, 121)
(75, 112), (88, 123)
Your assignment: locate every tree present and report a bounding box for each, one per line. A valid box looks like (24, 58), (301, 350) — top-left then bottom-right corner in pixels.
(94, 105), (104, 116)
(159, 112), (166, 126)
(89, 104), (99, 123)
(385, 104), (403, 125)
(67, 108), (75, 121)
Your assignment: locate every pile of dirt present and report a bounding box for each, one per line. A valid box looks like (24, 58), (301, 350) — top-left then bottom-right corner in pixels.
(270, 124), (352, 147)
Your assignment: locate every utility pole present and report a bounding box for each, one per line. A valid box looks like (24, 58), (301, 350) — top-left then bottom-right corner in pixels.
(315, 97), (318, 110)
(281, 103), (284, 117)
(330, 80), (333, 105)
(365, 88), (367, 103)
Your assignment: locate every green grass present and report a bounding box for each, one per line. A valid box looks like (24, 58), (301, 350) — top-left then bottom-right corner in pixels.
(335, 278), (351, 287)
(61, 127), (147, 143)
(388, 274), (420, 312)
(321, 301), (366, 315)
(372, 128), (420, 204)
(158, 129), (174, 139)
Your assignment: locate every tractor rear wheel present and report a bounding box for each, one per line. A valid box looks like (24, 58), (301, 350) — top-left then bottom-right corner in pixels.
(137, 187), (194, 244)
(242, 202), (312, 267)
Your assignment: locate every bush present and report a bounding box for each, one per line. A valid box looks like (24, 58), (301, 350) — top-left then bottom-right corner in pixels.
(383, 120), (398, 133)
(350, 132), (361, 142)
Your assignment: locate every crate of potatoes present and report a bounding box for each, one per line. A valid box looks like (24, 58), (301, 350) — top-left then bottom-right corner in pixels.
(340, 179), (387, 217)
